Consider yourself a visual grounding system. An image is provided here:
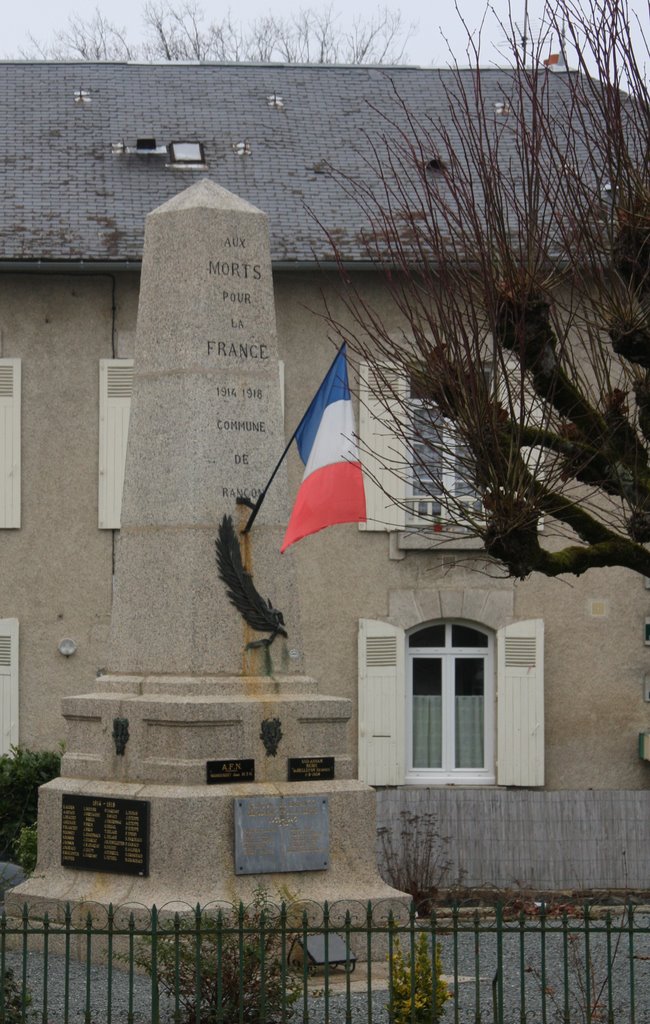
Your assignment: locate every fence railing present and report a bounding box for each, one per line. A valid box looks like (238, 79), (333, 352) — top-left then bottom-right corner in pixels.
(2, 899), (649, 1024)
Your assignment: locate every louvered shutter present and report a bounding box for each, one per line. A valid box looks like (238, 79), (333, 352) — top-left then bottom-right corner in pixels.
(358, 363), (407, 531)
(496, 619), (544, 786)
(99, 360), (133, 529)
(0, 359), (21, 528)
(0, 618), (18, 755)
(358, 619), (405, 785)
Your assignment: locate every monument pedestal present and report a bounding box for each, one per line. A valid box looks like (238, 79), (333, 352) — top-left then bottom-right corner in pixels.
(11, 673), (402, 913)
(9, 180), (405, 922)
(15, 777), (395, 914)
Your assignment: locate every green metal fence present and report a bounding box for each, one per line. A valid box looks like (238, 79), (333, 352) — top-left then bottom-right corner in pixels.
(2, 899), (649, 1023)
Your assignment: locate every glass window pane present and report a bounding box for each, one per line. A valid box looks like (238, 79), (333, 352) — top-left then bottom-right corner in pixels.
(455, 657), (484, 768)
(452, 624), (488, 648)
(409, 624), (445, 648)
(413, 658), (442, 694)
(412, 658), (442, 768)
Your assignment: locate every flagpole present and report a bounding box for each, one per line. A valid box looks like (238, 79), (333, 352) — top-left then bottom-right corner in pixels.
(240, 342), (347, 534)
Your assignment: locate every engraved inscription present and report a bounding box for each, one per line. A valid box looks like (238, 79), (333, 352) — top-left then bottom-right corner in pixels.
(208, 261), (261, 279)
(206, 341), (269, 359)
(234, 795), (329, 875)
(61, 795), (149, 876)
(216, 419), (265, 433)
(207, 758), (255, 784)
(287, 756), (335, 782)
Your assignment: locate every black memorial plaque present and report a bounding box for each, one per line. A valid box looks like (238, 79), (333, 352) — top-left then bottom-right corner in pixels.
(207, 759), (255, 784)
(287, 756), (335, 782)
(61, 795), (149, 876)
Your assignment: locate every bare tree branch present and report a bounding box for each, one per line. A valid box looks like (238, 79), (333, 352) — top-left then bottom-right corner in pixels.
(23, 3), (414, 65)
(321, 0), (650, 579)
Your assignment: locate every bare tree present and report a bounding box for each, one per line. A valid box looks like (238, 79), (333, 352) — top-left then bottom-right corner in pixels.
(23, 2), (413, 64)
(27, 9), (136, 61)
(323, 0), (650, 579)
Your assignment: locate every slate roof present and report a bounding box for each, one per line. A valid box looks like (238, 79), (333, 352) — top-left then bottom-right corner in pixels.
(0, 61), (575, 264)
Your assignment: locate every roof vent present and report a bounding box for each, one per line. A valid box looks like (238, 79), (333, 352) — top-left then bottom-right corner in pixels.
(129, 138), (168, 156)
(169, 141), (206, 166)
(232, 140), (252, 157)
(494, 100), (511, 115)
(74, 88), (92, 105)
(267, 93), (285, 110)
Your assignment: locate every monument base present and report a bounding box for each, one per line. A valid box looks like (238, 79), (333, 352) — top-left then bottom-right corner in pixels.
(59, 673), (355, 784)
(9, 776), (403, 917)
(9, 672), (405, 922)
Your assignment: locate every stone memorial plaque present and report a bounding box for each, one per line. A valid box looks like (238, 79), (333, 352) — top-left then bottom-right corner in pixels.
(61, 795), (149, 876)
(207, 759), (255, 784)
(287, 757), (335, 782)
(234, 795), (329, 874)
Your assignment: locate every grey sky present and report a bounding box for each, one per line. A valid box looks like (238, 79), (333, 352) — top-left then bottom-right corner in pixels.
(3, 1), (564, 65)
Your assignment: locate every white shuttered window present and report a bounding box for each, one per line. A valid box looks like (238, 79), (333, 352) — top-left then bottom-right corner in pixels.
(496, 618), (545, 786)
(99, 359), (133, 529)
(0, 618), (19, 755)
(358, 620), (405, 784)
(359, 616), (544, 787)
(0, 359), (21, 528)
(358, 365), (407, 531)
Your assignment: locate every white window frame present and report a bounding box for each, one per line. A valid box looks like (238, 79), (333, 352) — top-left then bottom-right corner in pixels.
(405, 620), (495, 784)
(359, 615), (543, 788)
(406, 399), (481, 528)
(358, 361), (482, 536)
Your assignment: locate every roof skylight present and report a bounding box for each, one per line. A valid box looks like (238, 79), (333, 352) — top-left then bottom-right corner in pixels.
(169, 141), (206, 165)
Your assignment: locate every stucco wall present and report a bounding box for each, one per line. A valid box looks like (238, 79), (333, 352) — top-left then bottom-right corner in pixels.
(0, 272), (138, 748)
(2, 268), (649, 794)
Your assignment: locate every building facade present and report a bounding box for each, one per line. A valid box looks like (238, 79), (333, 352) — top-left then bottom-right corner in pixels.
(1, 62), (648, 889)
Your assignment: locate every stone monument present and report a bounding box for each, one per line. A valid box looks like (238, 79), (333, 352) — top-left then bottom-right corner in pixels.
(11, 181), (402, 912)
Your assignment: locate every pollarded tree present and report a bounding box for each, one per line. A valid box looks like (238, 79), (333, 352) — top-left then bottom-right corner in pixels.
(323, 0), (650, 579)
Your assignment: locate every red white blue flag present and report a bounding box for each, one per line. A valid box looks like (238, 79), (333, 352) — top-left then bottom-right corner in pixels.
(281, 344), (366, 552)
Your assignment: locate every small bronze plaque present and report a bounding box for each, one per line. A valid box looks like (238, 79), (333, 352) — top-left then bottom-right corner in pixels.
(287, 756), (335, 781)
(235, 795), (329, 874)
(61, 795), (149, 876)
(207, 759), (255, 784)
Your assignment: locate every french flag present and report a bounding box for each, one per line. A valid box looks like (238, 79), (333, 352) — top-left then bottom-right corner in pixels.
(281, 345), (366, 552)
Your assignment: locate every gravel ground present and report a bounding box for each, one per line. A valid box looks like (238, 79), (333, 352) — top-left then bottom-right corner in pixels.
(4, 911), (650, 1023)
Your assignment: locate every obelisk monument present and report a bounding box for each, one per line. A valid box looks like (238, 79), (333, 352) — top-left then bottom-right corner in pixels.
(12, 181), (401, 911)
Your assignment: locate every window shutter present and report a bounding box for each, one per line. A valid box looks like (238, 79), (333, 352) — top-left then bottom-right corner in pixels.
(99, 359), (133, 529)
(0, 618), (18, 755)
(496, 618), (544, 786)
(0, 359), (21, 528)
(358, 619), (405, 785)
(358, 363), (407, 531)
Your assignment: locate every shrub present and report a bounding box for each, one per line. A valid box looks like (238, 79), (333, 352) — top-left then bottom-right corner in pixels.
(1, 967), (31, 1023)
(14, 823), (38, 876)
(0, 746), (62, 861)
(378, 810), (453, 912)
(388, 931), (449, 1024)
(135, 890), (300, 1024)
